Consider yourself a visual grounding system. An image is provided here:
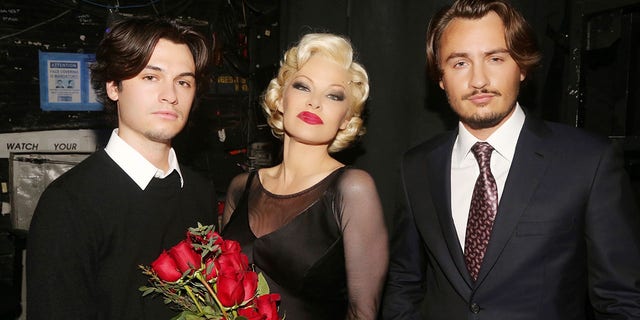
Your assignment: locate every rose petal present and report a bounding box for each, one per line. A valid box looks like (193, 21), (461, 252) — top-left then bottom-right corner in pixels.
(150, 251), (182, 282)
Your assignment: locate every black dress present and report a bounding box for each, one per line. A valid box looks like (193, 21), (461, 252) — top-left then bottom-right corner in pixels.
(221, 167), (388, 319)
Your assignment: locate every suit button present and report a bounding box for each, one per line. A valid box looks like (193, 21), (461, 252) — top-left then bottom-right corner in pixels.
(470, 303), (480, 313)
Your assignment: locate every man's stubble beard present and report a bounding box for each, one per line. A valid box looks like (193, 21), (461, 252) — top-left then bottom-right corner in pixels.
(461, 105), (513, 130)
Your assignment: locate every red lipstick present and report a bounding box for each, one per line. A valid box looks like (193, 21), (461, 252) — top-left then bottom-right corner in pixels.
(297, 111), (323, 125)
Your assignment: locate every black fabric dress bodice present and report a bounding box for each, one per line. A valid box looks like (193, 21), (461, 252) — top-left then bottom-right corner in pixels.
(222, 168), (348, 319)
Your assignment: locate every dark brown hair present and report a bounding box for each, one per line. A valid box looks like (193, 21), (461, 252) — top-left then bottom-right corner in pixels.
(90, 15), (210, 112)
(425, 0), (541, 82)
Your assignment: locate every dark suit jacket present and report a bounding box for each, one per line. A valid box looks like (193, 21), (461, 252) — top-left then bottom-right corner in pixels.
(382, 116), (640, 319)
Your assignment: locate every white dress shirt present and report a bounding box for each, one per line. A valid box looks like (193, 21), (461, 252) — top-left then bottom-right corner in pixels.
(104, 129), (184, 190)
(450, 103), (525, 247)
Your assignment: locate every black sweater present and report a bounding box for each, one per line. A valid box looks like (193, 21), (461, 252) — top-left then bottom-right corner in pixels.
(26, 150), (216, 320)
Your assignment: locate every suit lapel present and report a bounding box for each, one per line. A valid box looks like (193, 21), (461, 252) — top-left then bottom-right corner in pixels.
(427, 141), (476, 287)
(475, 117), (552, 284)
(408, 131), (474, 294)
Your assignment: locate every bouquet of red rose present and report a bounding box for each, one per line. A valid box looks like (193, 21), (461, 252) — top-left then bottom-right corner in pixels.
(139, 223), (281, 320)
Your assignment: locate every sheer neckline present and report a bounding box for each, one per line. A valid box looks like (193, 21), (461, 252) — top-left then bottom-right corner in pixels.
(256, 166), (346, 198)
(245, 166), (347, 240)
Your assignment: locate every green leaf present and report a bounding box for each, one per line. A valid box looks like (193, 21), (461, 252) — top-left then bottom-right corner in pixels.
(141, 287), (156, 297)
(184, 313), (207, 320)
(256, 272), (270, 295)
(206, 261), (215, 275)
(171, 310), (206, 320)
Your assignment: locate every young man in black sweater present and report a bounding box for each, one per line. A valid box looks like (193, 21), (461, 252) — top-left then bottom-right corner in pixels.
(27, 16), (216, 319)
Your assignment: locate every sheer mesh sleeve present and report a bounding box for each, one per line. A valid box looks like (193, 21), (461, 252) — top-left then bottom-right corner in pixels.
(338, 169), (389, 319)
(222, 172), (249, 228)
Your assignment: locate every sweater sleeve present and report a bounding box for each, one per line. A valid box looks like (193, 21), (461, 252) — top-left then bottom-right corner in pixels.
(26, 181), (100, 319)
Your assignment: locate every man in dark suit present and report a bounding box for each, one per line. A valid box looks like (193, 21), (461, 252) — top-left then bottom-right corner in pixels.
(382, 0), (640, 319)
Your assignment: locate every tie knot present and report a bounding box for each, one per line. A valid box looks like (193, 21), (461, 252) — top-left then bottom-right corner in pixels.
(471, 142), (494, 168)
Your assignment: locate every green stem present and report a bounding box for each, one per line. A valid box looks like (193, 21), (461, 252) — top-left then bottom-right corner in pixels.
(197, 273), (229, 319)
(185, 285), (204, 315)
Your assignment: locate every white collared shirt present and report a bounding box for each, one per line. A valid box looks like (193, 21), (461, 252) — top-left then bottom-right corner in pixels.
(104, 129), (184, 190)
(450, 103), (525, 247)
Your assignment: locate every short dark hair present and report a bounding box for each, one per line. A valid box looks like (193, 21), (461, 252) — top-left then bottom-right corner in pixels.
(426, 0), (541, 82)
(90, 15), (210, 112)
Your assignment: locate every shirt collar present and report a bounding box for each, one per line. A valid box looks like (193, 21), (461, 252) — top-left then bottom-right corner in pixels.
(453, 102), (525, 165)
(104, 129), (184, 190)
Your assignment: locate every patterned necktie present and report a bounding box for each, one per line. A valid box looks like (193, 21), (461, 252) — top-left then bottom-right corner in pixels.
(464, 142), (498, 281)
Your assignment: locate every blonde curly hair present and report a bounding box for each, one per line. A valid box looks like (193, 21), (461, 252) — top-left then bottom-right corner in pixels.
(261, 33), (370, 153)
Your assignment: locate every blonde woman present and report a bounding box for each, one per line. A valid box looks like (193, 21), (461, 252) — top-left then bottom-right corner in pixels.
(222, 33), (388, 319)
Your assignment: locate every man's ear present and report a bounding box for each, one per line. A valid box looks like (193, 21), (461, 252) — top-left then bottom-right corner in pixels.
(106, 81), (119, 101)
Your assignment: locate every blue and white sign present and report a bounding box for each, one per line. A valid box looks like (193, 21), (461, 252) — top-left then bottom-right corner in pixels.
(39, 51), (103, 111)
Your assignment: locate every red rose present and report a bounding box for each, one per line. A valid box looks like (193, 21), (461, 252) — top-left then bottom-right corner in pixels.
(150, 251), (182, 282)
(207, 231), (224, 246)
(220, 239), (242, 254)
(238, 306), (265, 320)
(216, 272), (245, 307)
(215, 249), (249, 277)
(168, 240), (201, 274)
(242, 271), (258, 303)
(255, 293), (280, 320)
